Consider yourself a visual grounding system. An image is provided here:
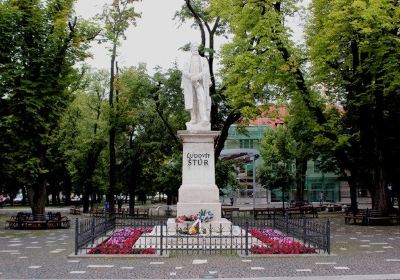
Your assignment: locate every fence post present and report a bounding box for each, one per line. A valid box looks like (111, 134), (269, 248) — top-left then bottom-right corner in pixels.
(245, 221), (249, 256)
(74, 218), (79, 255)
(103, 214), (107, 235)
(160, 223), (163, 256)
(91, 216), (95, 245)
(272, 211), (276, 229)
(326, 220), (330, 254)
(285, 213), (289, 235)
(302, 218), (307, 244)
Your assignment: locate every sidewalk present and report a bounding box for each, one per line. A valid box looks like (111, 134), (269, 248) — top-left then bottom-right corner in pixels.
(0, 213), (399, 279)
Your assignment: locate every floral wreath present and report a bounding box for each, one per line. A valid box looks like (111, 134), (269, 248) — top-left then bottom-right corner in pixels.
(175, 209), (214, 235)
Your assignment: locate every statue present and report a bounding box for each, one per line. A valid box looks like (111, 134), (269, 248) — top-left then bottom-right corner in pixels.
(181, 43), (211, 130)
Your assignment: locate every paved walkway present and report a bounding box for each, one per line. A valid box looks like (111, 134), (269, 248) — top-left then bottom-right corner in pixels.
(0, 210), (399, 279)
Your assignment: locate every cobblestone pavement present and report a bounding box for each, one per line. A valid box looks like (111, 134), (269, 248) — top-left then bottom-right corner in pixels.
(0, 211), (399, 279)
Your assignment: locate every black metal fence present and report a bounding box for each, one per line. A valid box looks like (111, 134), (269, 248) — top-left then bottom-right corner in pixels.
(75, 214), (330, 255)
(74, 214), (116, 255)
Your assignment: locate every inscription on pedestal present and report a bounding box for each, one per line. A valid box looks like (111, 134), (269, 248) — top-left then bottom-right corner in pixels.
(186, 152), (210, 167)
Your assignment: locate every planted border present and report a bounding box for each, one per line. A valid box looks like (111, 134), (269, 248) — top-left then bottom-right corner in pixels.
(88, 228), (156, 255)
(249, 229), (316, 254)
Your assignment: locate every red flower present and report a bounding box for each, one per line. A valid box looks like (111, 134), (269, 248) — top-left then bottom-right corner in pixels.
(88, 228), (156, 255)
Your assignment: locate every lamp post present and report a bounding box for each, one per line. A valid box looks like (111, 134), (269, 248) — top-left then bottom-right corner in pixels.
(251, 154), (259, 210)
(252, 156), (256, 209)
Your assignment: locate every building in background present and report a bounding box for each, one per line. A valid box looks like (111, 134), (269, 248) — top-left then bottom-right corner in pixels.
(221, 106), (370, 206)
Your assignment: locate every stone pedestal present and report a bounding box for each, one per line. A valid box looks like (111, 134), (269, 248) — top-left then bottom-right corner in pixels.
(176, 130), (221, 219)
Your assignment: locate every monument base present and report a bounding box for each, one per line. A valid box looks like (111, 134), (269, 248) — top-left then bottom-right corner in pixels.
(185, 121), (211, 131)
(166, 218), (232, 234)
(176, 202), (222, 220)
(133, 223), (250, 254)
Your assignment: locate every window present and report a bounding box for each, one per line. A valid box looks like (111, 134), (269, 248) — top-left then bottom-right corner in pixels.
(240, 139), (254, 149)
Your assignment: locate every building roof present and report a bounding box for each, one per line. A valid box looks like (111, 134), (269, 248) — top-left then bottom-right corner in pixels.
(220, 149), (260, 163)
(248, 105), (287, 128)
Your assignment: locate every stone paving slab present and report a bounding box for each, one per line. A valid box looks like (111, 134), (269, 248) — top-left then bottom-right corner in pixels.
(0, 213), (399, 279)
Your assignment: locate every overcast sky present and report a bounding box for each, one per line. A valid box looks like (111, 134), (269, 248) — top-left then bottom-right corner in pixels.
(74, 0), (309, 73)
(75, 0), (209, 72)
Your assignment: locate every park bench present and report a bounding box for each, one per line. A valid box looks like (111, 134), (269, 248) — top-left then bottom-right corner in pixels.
(345, 209), (399, 225)
(6, 212), (31, 229)
(324, 204), (342, 212)
(364, 210), (398, 225)
(46, 212), (70, 229)
(6, 212), (70, 230)
(253, 207), (281, 219)
(286, 205), (318, 218)
(222, 207), (239, 219)
(344, 209), (366, 225)
(70, 206), (81, 215)
(135, 208), (149, 219)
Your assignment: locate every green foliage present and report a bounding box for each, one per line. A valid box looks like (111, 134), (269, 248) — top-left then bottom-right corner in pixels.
(0, 0), (95, 212)
(211, 0), (304, 118)
(307, 0), (400, 210)
(216, 159), (239, 196)
(258, 127), (296, 191)
(115, 65), (187, 200)
(57, 70), (109, 196)
(101, 0), (141, 44)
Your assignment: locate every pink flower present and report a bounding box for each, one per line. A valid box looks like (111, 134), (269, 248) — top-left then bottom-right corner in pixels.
(88, 228), (155, 255)
(249, 229), (316, 255)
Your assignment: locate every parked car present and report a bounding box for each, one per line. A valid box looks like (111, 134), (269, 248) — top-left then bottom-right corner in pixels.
(13, 194), (23, 203)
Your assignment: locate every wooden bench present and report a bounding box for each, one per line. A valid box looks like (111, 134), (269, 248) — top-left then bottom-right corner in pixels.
(325, 204), (342, 212)
(344, 209), (366, 224)
(70, 206), (81, 215)
(135, 208), (149, 219)
(6, 212), (70, 230)
(287, 206), (318, 218)
(253, 207), (273, 219)
(345, 209), (399, 225)
(6, 212), (31, 229)
(24, 220), (47, 229)
(46, 212), (70, 229)
(6, 216), (22, 229)
(365, 210), (396, 225)
(222, 207), (239, 219)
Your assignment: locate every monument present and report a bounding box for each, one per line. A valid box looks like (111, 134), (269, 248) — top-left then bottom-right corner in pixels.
(166, 43), (230, 232)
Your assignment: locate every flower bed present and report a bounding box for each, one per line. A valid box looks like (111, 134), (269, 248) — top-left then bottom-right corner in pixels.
(249, 229), (316, 254)
(88, 228), (156, 255)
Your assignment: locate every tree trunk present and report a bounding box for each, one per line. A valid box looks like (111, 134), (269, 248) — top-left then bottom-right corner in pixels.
(82, 181), (91, 213)
(64, 176), (71, 206)
(370, 85), (389, 212)
(27, 181), (47, 220)
(214, 112), (241, 161)
(128, 188), (135, 216)
(348, 175), (358, 213)
(22, 187), (27, 206)
(295, 158), (307, 202)
(51, 189), (57, 205)
(107, 43), (117, 211)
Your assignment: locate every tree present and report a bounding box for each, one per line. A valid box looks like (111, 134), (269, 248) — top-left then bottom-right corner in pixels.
(307, 0), (400, 211)
(100, 0), (140, 210)
(58, 70), (109, 212)
(0, 0), (95, 218)
(286, 94), (320, 202)
(258, 127), (296, 207)
(211, 0), (369, 212)
(116, 65), (186, 209)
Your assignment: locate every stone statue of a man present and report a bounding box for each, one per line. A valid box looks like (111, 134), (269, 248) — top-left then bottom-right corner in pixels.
(181, 43), (211, 131)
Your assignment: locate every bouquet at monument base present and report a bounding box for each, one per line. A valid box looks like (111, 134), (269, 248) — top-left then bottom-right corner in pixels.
(175, 209), (214, 235)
